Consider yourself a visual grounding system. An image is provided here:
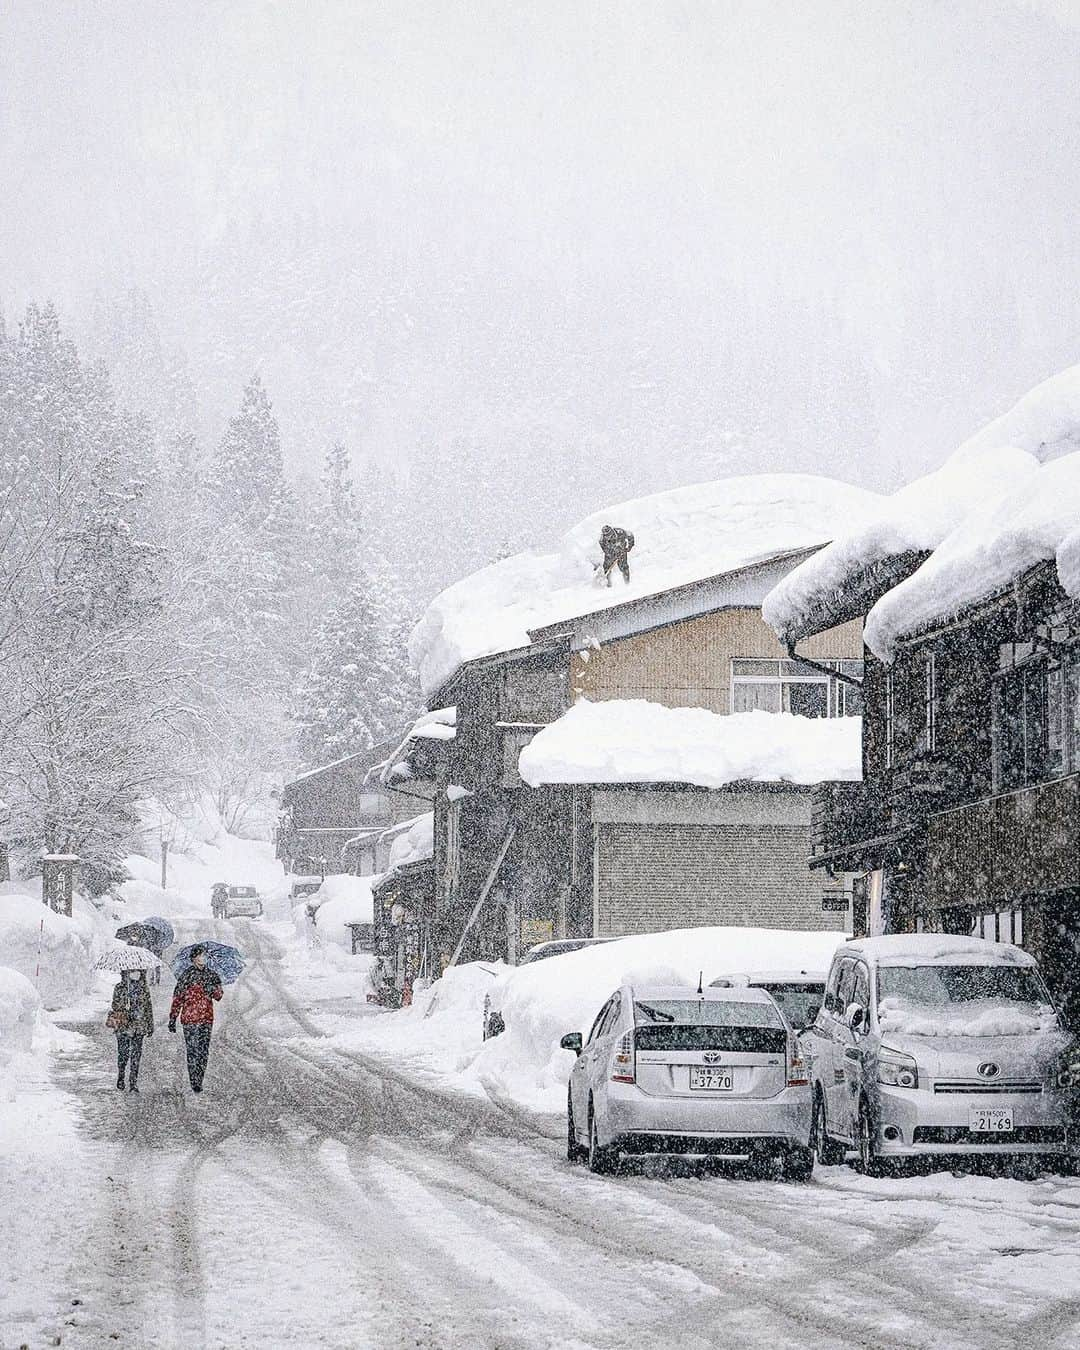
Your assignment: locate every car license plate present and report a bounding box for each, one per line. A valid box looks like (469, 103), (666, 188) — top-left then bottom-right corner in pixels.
(689, 1066), (733, 1091)
(969, 1107), (1013, 1133)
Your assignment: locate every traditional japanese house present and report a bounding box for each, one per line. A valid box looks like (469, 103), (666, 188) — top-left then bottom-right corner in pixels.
(763, 364), (1080, 1016)
(408, 475), (880, 964)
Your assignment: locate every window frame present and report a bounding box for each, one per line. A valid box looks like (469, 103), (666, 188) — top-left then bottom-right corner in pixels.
(730, 657), (864, 720)
(923, 652), (937, 754)
(884, 669), (896, 769)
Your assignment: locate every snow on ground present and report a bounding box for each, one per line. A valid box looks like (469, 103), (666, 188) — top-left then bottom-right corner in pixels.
(0, 884), (110, 1009)
(307, 927), (848, 1116)
(764, 363), (1080, 643)
(410, 473), (885, 698)
(519, 702), (862, 790)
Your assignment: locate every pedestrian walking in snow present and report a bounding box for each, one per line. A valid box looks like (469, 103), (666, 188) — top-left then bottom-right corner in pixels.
(598, 524), (635, 586)
(168, 946), (223, 1094)
(107, 969), (154, 1093)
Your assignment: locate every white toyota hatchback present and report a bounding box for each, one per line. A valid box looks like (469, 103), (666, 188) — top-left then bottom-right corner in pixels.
(562, 983), (814, 1179)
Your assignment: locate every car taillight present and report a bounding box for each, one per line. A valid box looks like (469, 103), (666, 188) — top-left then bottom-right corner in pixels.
(611, 1030), (635, 1083)
(787, 1037), (808, 1088)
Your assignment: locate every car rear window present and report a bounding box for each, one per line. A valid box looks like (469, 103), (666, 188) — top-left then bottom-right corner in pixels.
(634, 1000), (782, 1027)
(633, 999), (785, 1051)
(755, 983), (825, 1029)
(634, 1024), (788, 1053)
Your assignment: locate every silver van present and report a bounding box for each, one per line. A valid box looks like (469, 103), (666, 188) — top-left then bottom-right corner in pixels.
(807, 935), (1074, 1173)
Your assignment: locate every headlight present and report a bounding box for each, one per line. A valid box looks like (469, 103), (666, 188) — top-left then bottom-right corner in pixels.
(878, 1047), (919, 1090)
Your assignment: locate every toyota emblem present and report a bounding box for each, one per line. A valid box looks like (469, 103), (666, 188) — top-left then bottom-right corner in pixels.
(703, 1051), (722, 1064)
(977, 1062), (1000, 1079)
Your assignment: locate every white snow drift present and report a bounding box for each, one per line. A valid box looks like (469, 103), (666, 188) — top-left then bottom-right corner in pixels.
(410, 473), (885, 698)
(519, 701), (862, 789)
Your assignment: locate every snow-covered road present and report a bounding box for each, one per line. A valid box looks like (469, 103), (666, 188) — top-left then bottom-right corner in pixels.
(15, 925), (1080, 1350)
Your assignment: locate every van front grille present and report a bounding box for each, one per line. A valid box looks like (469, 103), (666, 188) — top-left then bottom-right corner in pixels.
(933, 1079), (1042, 1095)
(913, 1125), (1063, 1146)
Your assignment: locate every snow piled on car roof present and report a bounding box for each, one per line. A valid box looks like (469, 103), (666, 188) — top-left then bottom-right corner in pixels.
(764, 363), (1080, 644)
(518, 701), (862, 789)
(847, 934), (1036, 966)
(409, 473), (884, 699)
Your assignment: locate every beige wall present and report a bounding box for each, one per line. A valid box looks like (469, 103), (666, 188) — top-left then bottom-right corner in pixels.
(569, 608), (862, 713)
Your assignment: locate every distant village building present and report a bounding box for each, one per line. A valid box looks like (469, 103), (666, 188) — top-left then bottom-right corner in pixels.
(276, 736), (434, 877)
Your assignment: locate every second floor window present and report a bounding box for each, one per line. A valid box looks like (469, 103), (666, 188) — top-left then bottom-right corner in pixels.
(731, 658), (863, 719)
(924, 653), (937, 753)
(885, 670), (896, 769)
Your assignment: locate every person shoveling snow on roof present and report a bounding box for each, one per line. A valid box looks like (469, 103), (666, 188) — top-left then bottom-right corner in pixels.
(597, 523), (635, 587)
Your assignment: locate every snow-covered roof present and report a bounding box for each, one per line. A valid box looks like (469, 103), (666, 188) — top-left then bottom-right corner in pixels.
(517, 701), (862, 790)
(410, 474), (885, 700)
(384, 811), (434, 874)
(372, 708), (456, 789)
(764, 364), (1080, 644)
(846, 934), (1036, 967)
(865, 450), (1080, 660)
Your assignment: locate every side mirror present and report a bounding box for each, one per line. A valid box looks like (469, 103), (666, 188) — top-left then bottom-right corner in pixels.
(844, 1002), (867, 1034)
(560, 1031), (583, 1055)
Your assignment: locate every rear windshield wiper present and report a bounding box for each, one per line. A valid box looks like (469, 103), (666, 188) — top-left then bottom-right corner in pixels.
(635, 1003), (676, 1022)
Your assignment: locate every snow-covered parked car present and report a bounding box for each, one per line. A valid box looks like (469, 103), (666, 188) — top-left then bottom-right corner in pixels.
(224, 885), (263, 919)
(482, 937), (612, 1038)
(807, 935), (1076, 1174)
(562, 982), (814, 1179)
(710, 970), (827, 1032)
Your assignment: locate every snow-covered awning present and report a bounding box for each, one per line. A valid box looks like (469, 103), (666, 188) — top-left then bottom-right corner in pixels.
(764, 364), (1080, 646)
(409, 474), (885, 700)
(517, 701), (862, 790)
(376, 811), (435, 878)
(371, 708), (457, 789)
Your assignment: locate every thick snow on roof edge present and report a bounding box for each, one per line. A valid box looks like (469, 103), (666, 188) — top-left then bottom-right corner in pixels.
(409, 473), (884, 699)
(764, 364), (1080, 642)
(865, 451), (1080, 660)
(518, 701), (862, 789)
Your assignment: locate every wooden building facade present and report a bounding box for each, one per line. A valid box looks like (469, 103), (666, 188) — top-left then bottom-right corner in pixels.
(428, 549), (863, 965)
(802, 559), (1080, 1019)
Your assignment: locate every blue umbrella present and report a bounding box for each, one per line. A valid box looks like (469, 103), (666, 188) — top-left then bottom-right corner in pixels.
(142, 916), (175, 947)
(171, 941), (245, 984)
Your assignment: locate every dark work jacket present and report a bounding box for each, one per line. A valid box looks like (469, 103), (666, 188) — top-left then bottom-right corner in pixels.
(111, 978), (155, 1037)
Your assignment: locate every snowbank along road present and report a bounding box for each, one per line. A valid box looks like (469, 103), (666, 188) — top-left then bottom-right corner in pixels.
(16, 923), (1080, 1350)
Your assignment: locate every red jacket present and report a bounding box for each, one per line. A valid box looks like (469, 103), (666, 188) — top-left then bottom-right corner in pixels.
(170, 968), (223, 1026)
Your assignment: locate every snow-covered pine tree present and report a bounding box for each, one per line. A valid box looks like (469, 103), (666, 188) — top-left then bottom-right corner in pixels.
(293, 577), (417, 769)
(206, 372), (284, 523)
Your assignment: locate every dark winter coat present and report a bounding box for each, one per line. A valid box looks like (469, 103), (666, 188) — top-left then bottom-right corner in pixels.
(599, 525), (635, 562)
(111, 978), (155, 1037)
(169, 967), (223, 1026)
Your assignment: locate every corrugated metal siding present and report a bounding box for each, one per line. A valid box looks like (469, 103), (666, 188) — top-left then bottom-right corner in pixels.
(595, 821), (844, 935)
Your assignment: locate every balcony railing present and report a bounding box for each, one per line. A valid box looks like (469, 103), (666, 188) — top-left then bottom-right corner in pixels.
(810, 781), (885, 865)
(926, 773), (1080, 908)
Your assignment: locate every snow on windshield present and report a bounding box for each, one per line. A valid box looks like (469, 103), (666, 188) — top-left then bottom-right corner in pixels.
(876, 965), (1056, 1037)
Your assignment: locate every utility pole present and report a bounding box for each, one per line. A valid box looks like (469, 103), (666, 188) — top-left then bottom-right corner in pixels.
(161, 836), (169, 890)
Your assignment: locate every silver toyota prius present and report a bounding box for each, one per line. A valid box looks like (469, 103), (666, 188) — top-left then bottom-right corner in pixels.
(562, 983), (814, 1178)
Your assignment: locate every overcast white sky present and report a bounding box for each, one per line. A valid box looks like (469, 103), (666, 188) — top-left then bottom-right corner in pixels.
(3, 1), (1080, 498)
